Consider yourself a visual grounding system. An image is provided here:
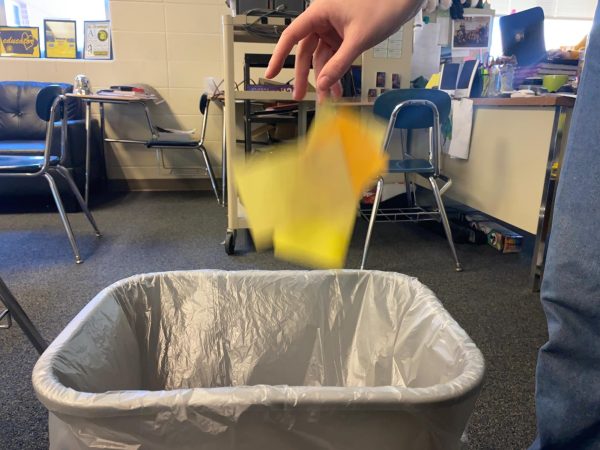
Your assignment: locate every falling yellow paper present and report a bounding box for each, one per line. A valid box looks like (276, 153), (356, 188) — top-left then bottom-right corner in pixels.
(307, 107), (389, 197)
(274, 134), (357, 268)
(235, 106), (388, 268)
(235, 146), (299, 250)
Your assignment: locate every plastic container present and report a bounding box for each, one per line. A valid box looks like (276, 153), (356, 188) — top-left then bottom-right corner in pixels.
(33, 270), (485, 450)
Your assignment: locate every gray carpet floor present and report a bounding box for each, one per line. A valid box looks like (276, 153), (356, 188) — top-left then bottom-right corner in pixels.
(0, 191), (546, 450)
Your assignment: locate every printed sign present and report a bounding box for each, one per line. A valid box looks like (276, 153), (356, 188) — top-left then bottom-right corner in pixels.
(0, 27), (41, 58)
(84, 21), (111, 60)
(45, 20), (77, 59)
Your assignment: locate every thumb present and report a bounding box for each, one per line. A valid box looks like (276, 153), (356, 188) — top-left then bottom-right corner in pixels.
(316, 39), (360, 92)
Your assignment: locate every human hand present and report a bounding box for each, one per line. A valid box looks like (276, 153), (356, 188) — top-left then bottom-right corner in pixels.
(265, 0), (423, 101)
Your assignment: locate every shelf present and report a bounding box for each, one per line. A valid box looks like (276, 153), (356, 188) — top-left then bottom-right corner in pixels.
(225, 14), (292, 44)
(234, 91), (317, 102)
(471, 95), (576, 107)
(233, 31), (279, 44)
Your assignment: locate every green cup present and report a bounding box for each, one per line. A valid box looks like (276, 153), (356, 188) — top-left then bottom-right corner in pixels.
(543, 75), (569, 93)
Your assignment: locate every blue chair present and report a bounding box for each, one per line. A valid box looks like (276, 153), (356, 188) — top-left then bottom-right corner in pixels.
(360, 89), (462, 271)
(0, 86), (101, 264)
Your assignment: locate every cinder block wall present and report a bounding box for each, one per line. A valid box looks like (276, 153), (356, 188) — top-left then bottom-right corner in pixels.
(0, 0), (296, 186)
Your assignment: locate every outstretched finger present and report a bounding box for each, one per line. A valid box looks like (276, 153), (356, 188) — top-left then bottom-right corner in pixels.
(330, 80), (343, 99)
(316, 38), (361, 93)
(293, 33), (319, 100)
(313, 39), (334, 102)
(266, 10), (317, 79)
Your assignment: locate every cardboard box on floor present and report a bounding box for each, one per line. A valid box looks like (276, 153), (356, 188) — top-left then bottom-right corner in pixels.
(465, 214), (523, 254)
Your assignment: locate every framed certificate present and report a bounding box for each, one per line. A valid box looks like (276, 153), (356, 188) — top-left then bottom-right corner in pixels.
(452, 15), (492, 51)
(44, 19), (77, 59)
(0, 27), (41, 58)
(84, 21), (111, 60)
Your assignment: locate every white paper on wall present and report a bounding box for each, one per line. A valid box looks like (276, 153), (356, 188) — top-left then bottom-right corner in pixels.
(388, 28), (404, 58)
(374, 40), (389, 58)
(411, 23), (442, 80)
(374, 28), (405, 59)
(437, 16), (451, 46)
(447, 99), (474, 160)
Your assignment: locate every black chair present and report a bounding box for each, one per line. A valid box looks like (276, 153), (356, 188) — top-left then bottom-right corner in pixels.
(360, 89), (462, 272)
(145, 94), (220, 202)
(0, 276), (47, 354)
(0, 86), (101, 264)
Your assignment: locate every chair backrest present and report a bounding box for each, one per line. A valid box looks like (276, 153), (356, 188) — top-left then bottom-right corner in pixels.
(38, 86), (67, 169)
(199, 93), (209, 115)
(36, 85), (65, 122)
(373, 89), (451, 130)
(199, 93), (210, 143)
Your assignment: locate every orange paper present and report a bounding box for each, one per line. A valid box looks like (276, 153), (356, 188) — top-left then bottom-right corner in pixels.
(235, 106), (388, 268)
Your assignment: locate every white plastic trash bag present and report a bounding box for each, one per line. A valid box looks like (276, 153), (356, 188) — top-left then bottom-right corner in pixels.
(33, 270), (485, 450)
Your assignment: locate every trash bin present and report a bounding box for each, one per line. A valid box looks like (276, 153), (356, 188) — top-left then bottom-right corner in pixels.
(33, 270), (485, 450)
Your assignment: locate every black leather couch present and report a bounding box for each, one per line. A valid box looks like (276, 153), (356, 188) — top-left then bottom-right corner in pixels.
(0, 81), (104, 209)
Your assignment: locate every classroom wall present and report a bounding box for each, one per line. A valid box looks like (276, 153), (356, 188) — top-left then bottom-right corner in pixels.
(0, 0), (260, 185)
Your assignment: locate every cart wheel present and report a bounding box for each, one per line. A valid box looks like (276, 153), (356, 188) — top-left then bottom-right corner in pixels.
(224, 230), (236, 255)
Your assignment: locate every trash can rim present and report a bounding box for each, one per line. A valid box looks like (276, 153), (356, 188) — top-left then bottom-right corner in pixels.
(32, 269), (485, 419)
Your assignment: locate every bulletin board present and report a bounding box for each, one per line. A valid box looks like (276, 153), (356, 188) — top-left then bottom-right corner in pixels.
(361, 19), (415, 102)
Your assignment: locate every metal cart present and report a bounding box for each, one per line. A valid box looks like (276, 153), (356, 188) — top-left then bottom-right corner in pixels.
(221, 14), (316, 254)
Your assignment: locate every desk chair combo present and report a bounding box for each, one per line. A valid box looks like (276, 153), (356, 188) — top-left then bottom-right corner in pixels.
(0, 86), (101, 264)
(360, 89), (462, 272)
(0, 276), (47, 354)
(142, 94), (220, 202)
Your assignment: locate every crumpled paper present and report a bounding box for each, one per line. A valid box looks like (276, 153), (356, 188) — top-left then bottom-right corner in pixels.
(236, 106), (388, 268)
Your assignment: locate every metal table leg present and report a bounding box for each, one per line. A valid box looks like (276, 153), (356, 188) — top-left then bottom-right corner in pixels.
(84, 100), (92, 205)
(297, 101), (308, 136)
(100, 102), (106, 149)
(244, 100), (252, 154)
(531, 106), (569, 291)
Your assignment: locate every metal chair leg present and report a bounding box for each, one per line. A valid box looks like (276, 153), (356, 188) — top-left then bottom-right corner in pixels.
(0, 278), (48, 354)
(44, 173), (83, 264)
(55, 166), (101, 237)
(199, 145), (220, 203)
(404, 173), (414, 207)
(361, 177), (384, 270)
(429, 176), (463, 272)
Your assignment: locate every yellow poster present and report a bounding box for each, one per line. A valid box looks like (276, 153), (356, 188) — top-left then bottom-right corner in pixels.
(0, 27), (40, 58)
(44, 20), (77, 59)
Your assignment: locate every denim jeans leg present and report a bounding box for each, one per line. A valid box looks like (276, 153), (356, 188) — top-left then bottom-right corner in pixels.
(530, 6), (600, 450)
